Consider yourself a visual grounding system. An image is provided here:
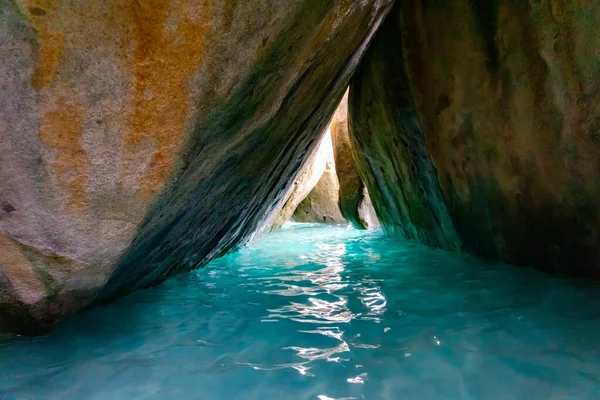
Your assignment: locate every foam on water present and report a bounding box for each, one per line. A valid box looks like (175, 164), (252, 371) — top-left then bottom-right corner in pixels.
(1, 223), (600, 399)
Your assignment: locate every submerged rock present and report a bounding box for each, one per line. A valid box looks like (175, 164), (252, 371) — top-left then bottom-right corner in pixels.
(292, 131), (346, 224)
(0, 0), (393, 334)
(330, 91), (379, 229)
(350, 1), (600, 275)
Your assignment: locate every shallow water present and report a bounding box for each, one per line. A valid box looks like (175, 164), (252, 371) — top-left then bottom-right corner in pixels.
(2, 223), (600, 400)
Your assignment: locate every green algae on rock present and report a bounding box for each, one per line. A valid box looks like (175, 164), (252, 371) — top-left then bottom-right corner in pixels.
(349, 3), (461, 252)
(350, 0), (600, 275)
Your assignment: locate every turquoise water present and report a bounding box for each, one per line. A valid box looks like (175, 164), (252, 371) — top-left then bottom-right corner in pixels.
(1, 223), (600, 399)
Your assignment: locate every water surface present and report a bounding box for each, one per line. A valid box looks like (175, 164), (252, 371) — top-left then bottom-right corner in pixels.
(1, 223), (600, 399)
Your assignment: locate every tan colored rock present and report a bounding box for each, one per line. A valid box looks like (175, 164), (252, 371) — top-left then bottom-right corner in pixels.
(0, 0), (393, 334)
(292, 131), (346, 224)
(350, 0), (600, 275)
(260, 133), (331, 232)
(330, 91), (379, 229)
(358, 187), (380, 230)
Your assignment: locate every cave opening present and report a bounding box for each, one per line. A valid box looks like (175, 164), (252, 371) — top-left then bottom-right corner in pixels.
(3, 92), (600, 397)
(1, 0), (600, 397)
(273, 90), (379, 232)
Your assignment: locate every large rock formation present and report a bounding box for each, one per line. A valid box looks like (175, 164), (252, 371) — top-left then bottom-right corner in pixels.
(349, 3), (460, 250)
(0, 0), (393, 334)
(350, 1), (600, 275)
(292, 131), (346, 224)
(330, 91), (379, 229)
(3, 0), (598, 335)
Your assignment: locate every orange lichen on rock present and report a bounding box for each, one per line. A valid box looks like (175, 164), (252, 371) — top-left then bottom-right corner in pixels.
(15, 0), (89, 211)
(16, 0), (64, 89)
(39, 94), (89, 211)
(123, 0), (214, 199)
(19, 0), (215, 206)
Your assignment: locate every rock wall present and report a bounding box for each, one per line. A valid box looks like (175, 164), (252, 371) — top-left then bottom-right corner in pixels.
(330, 91), (379, 229)
(0, 0), (393, 334)
(350, 0), (600, 275)
(5, 0), (597, 335)
(349, 5), (460, 250)
(292, 131), (346, 224)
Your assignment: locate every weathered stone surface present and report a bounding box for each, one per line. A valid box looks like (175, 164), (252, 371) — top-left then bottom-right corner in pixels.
(350, 1), (600, 275)
(292, 131), (346, 224)
(349, 4), (460, 251)
(330, 91), (379, 229)
(0, 0), (393, 334)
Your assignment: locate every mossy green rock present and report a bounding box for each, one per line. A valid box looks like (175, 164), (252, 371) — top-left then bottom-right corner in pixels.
(350, 0), (600, 275)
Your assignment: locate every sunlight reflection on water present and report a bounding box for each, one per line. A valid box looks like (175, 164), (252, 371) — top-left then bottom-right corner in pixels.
(1, 223), (600, 399)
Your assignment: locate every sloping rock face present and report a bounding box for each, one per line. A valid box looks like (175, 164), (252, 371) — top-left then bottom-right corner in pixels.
(292, 131), (346, 224)
(349, 5), (460, 250)
(358, 187), (380, 230)
(350, 1), (600, 275)
(330, 91), (379, 229)
(260, 133), (330, 232)
(0, 0), (393, 334)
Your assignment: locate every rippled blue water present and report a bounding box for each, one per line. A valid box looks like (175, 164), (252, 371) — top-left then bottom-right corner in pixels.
(2, 223), (600, 399)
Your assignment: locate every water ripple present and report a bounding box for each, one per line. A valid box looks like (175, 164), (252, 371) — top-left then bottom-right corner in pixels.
(1, 223), (600, 399)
